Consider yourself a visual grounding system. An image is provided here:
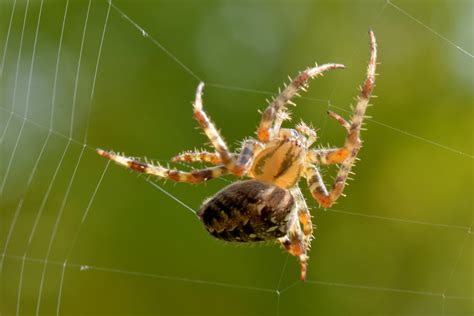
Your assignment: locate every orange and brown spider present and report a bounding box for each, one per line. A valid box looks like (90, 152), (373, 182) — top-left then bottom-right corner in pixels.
(97, 31), (377, 281)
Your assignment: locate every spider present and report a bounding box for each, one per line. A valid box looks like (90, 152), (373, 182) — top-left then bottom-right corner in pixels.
(97, 31), (377, 281)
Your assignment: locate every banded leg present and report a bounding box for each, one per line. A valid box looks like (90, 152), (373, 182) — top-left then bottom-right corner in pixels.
(296, 121), (317, 146)
(307, 148), (350, 165)
(171, 151), (223, 165)
(304, 108), (354, 164)
(304, 165), (332, 208)
(292, 186), (313, 244)
(306, 30), (377, 208)
(193, 82), (234, 168)
(278, 122), (317, 147)
(193, 83), (258, 176)
(257, 63), (345, 143)
(306, 104), (370, 165)
(278, 214), (308, 281)
(327, 110), (350, 132)
(97, 149), (228, 183)
(291, 186), (314, 279)
(234, 139), (261, 176)
(171, 140), (261, 176)
(304, 109), (355, 165)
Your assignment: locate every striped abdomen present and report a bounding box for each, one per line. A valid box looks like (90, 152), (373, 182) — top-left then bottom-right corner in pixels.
(198, 180), (295, 242)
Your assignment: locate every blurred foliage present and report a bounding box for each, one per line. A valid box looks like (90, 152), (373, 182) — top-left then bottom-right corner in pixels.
(0, 0), (472, 315)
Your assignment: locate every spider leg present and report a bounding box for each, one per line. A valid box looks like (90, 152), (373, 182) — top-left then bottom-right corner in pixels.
(257, 63), (345, 143)
(308, 105), (371, 165)
(291, 187), (314, 280)
(171, 151), (224, 165)
(306, 147), (350, 165)
(305, 31), (377, 208)
(278, 212), (308, 281)
(193, 83), (259, 176)
(296, 120), (317, 146)
(171, 140), (261, 177)
(193, 82), (234, 166)
(327, 110), (351, 133)
(277, 128), (299, 140)
(304, 164), (332, 208)
(97, 149), (228, 183)
(291, 186), (313, 243)
(233, 139), (262, 175)
(303, 110), (355, 165)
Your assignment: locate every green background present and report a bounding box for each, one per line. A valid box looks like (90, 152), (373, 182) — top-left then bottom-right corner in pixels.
(0, 0), (472, 315)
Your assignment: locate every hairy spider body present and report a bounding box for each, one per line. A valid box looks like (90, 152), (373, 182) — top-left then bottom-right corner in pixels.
(199, 180), (295, 242)
(97, 31), (377, 281)
(249, 133), (306, 188)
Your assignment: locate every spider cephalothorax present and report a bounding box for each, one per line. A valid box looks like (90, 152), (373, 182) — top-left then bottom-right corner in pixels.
(97, 31), (377, 281)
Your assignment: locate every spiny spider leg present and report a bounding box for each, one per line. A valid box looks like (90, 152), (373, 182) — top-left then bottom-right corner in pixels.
(306, 147), (350, 165)
(257, 63), (345, 143)
(193, 83), (259, 176)
(193, 82), (233, 165)
(305, 111), (353, 165)
(327, 110), (351, 133)
(172, 151), (224, 165)
(171, 140), (262, 175)
(96, 149), (228, 183)
(305, 30), (377, 208)
(291, 186), (313, 245)
(277, 123), (317, 145)
(296, 121), (317, 146)
(292, 186), (313, 281)
(278, 213), (308, 281)
(304, 164), (332, 208)
(234, 139), (262, 174)
(271, 109), (290, 140)
(305, 110), (354, 165)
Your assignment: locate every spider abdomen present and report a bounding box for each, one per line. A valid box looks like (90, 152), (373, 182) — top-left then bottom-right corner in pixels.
(198, 180), (295, 242)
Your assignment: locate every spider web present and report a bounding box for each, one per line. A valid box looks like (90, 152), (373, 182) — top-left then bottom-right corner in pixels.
(0, 0), (472, 315)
